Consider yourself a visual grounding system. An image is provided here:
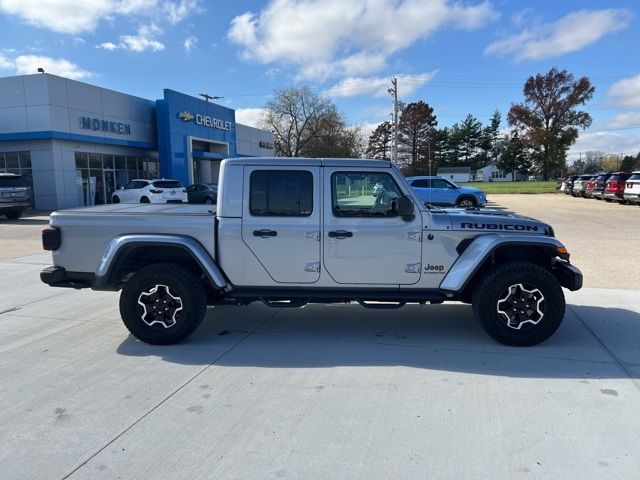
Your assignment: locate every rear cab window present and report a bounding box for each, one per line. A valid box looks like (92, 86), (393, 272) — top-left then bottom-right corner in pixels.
(249, 170), (313, 216)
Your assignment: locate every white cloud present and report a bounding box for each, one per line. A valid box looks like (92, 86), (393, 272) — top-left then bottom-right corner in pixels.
(0, 0), (201, 34)
(323, 71), (437, 98)
(164, 0), (202, 24)
(97, 42), (119, 51)
(602, 111), (640, 129)
(183, 35), (198, 52)
(228, 0), (498, 81)
(569, 131), (640, 160)
(235, 108), (267, 128)
(99, 24), (164, 53)
(73, 37), (85, 45)
(11, 55), (93, 79)
(0, 54), (13, 69)
(485, 9), (632, 61)
(609, 74), (640, 108)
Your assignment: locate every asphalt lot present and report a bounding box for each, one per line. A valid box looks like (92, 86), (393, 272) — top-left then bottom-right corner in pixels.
(1, 196), (639, 479)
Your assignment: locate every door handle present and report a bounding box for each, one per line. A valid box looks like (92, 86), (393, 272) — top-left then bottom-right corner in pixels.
(328, 230), (353, 239)
(253, 229), (277, 238)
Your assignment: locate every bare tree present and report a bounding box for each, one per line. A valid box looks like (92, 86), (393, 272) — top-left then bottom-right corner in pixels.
(397, 101), (437, 176)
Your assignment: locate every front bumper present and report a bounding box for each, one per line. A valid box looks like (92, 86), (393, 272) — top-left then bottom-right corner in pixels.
(40, 266), (93, 289)
(551, 259), (583, 291)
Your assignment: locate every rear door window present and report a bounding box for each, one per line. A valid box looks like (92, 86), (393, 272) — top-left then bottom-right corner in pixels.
(249, 170), (313, 216)
(411, 179), (430, 188)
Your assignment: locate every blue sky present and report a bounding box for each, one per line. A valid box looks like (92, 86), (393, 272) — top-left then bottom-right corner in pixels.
(1, 0), (639, 160)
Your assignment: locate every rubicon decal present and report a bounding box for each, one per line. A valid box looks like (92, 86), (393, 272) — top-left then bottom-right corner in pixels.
(460, 223), (538, 232)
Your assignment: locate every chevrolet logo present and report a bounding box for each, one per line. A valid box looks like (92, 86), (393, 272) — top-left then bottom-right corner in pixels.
(178, 111), (194, 122)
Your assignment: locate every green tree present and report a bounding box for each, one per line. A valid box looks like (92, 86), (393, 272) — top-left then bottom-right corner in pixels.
(481, 110), (503, 166)
(508, 67), (594, 180)
(499, 130), (530, 180)
(397, 101), (438, 176)
(459, 114), (483, 170)
(366, 121), (393, 161)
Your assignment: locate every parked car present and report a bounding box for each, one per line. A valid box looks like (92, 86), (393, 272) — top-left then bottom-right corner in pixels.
(0, 173), (31, 219)
(603, 172), (632, 203)
(407, 176), (487, 208)
(186, 183), (218, 204)
(623, 171), (640, 205)
(571, 174), (595, 197)
(590, 173), (612, 200)
(112, 179), (187, 204)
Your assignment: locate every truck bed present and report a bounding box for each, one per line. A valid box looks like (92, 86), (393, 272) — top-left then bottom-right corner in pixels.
(50, 204), (217, 274)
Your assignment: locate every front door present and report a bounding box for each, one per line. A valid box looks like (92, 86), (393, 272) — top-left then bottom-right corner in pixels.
(241, 166), (321, 284)
(323, 169), (423, 285)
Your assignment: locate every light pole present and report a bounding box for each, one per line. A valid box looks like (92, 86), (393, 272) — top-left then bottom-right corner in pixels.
(388, 77), (398, 165)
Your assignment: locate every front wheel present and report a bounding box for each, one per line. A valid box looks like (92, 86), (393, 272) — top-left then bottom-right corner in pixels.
(140, 197), (150, 203)
(112, 195), (120, 204)
(204, 197), (214, 205)
(119, 263), (207, 344)
(472, 262), (565, 346)
(5, 211), (22, 220)
(456, 196), (477, 208)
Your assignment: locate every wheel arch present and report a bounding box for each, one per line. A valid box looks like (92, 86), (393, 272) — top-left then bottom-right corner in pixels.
(440, 235), (568, 296)
(92, 234), (228, 292)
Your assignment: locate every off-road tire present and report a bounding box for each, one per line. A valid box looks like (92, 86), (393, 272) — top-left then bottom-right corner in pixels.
(119, 263), (207, 345)
(456, 196), (477, 208)
(472, 261), (565, 346)
(5, 211), (21, 220)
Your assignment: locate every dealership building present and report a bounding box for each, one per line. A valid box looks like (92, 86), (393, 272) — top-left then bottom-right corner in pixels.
(0, 73), (274, 210)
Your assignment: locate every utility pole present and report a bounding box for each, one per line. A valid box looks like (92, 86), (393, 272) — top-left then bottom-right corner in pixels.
(388, 77), (398, 165)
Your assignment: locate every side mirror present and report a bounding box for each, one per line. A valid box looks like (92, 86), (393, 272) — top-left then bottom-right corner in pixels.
(397, 195), (415, 221)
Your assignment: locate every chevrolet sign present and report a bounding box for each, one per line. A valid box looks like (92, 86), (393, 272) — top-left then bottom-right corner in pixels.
(177, 111), (232, 131)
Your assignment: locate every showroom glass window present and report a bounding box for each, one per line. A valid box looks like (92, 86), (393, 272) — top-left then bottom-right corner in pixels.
(75, 153), (158, 206)
(249, 170), (313, 216)
(0, 151), (34, 207)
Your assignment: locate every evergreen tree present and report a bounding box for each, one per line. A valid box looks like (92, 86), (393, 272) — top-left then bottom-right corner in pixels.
(365, 121), (393, 161)
(397, 101), (438, 176)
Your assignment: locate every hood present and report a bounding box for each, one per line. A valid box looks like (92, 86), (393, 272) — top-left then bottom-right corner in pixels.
(434, 208), (552, 235)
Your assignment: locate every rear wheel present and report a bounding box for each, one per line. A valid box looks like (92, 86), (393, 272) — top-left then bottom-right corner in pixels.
(140, 197), (150, 203)
(4, 211), (21, 220)
(456, 196), (477, 208)
(112, 195), (120, 204)
(119, 263), (207, 345)
(204, 197), (214, 205)
(472, 262), (565, 346)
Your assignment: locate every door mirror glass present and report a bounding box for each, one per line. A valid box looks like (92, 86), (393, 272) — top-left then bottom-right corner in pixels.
(397, 195), (414, 220)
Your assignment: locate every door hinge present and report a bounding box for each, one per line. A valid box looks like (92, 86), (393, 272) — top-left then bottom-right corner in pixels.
(306, 231), (320, 241)
(304, 262), (320, 272)
(404, 263), (421, 273)
(407, 231), (422, 242)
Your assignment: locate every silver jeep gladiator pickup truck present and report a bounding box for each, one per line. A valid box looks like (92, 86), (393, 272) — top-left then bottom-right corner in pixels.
(40, 158), (582, 346)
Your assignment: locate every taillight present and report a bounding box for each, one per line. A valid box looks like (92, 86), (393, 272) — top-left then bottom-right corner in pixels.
(149, 189), (163, 194)
(42, 227), (61, 251)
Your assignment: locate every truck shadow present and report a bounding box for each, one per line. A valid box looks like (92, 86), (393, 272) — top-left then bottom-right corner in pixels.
(116, 303), (640, 379)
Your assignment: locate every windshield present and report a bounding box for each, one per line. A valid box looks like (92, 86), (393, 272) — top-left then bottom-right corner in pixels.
(0, 176), (26, 188)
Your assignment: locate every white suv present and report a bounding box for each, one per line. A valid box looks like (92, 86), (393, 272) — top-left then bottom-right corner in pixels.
(112, 179), (187, 204)
(624, 171), (640, 205)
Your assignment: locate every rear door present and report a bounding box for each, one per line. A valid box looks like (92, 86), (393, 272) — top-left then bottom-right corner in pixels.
(241, 166), (321, 283)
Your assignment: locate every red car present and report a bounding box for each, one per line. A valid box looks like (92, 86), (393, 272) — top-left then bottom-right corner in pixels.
(603, 172), (632, 203)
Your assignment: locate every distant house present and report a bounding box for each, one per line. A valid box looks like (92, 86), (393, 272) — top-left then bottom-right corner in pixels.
(436, 166), (471, 182)
(476, 163), (525, 182)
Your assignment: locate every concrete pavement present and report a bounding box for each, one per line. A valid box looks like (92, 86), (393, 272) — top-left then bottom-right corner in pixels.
(1, 253), (639, 480)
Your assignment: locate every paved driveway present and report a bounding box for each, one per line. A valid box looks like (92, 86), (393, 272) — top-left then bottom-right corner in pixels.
(1, 252), (639, 480)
